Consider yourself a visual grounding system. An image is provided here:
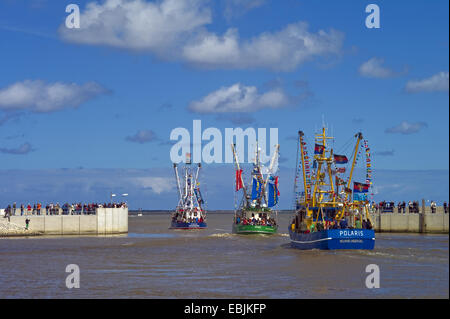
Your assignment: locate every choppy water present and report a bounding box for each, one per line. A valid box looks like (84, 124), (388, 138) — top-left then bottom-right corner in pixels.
(0, 213), (448, 298)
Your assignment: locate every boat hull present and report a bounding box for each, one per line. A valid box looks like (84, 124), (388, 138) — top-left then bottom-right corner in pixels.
(170, 221), (207, 229)
(232, 223), (278, 234)
(289, 229), (375, 250)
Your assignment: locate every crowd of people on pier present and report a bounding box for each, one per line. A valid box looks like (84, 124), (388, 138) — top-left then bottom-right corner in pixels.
(371, 200), (448, 214)
(3, 202), (128, 217)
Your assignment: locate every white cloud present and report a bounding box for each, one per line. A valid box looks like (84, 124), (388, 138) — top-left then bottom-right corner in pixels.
(223, 0), (266, 20)
(126, 130), (159, 144)
(0, 80), (108, 113)
(358, 57), (396, 78)
(405, 71), (449, 93)
(188, 83), (290, 113)
(0, 143), (34, 155)
(59, 0), (211, 56)
(385, 121), (427, 135)
(373, 150), (395, 156)
(183, 22), (344, 71)
(59, 0), (344, 71)
(133, 176), (174, 194)
(215, 113), (256, 125)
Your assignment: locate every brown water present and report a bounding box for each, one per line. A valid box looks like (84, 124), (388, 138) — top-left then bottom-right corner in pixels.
(0, 213), (448, 298)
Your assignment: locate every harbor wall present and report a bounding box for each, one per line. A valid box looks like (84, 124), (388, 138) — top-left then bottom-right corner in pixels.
(370, 206), (448, 234)
(7, 207), (128, 235)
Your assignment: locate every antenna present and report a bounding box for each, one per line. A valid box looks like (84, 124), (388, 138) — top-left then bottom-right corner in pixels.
(331, 124), (334, 148)
(186, 152), (192, 165)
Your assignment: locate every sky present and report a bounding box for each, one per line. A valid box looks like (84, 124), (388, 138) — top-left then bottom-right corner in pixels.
(0, 0), (448, 209)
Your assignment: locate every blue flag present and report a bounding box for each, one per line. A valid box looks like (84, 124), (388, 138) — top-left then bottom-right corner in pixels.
(194, 188), (204, 204)
(268, 176), (279, 207)
(251, 176), (262, 200)
(353, 193), (367, 201)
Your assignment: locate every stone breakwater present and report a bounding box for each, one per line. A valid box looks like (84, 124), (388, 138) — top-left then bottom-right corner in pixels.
(0, 219), (41, 237)
(369, 206), (449, 234)
(1, 207), (128, 237)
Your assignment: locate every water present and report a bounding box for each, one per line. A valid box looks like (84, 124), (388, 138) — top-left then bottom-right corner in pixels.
(0, 213), (448, 298)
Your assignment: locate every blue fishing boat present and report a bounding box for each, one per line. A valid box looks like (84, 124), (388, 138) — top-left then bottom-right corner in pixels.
(289, 128), (375, 250)
(170, 220), (207, 229)
(170, 153), (207, 230)
(289, 228), (375, 250)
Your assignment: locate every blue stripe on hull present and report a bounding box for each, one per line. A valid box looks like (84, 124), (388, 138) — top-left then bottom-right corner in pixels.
(289, 229), (375, 250)
(170, 221), (207, 229)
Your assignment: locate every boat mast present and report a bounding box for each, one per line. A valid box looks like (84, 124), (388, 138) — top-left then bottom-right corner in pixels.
(254, 140), (266, 206)
(298, 131), (308, 204)
(326, 147), (335, 202)
(195, 163), (201, 182)
(254, 141), (262, 206)
(231, 143), (249, 204)
(173, 163), (183, 206)
(346, 132), (363, 202)
(263, 144), (280, 191)
(311, 127), (335, 207)
(194, 163), (203, 210)
(190, 170), (194, 210)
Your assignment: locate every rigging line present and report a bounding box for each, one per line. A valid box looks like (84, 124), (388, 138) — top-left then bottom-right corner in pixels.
(335, 135), (355, 155)
(293, 133), (301, 208)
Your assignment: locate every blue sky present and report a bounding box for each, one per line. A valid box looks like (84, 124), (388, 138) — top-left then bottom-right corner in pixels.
(0, 0), (448, 209)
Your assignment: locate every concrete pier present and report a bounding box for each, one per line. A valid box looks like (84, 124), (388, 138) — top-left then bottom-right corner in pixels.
(370, 206), (449, 234)
(1, 207), (128, 236)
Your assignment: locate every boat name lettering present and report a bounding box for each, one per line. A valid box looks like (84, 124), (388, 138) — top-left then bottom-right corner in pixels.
(339, 230), (364, 237)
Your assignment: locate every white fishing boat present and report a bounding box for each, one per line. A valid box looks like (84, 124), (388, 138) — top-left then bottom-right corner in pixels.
(170, 153), (207, 229)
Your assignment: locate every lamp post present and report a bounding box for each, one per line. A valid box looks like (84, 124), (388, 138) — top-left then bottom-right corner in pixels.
(110, 193), (117, 203)
(121, 193), (129, 205)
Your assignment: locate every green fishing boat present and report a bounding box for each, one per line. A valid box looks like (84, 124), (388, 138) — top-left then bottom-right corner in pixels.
(231, 142), (280, 235)
(232, 221), (278, 234)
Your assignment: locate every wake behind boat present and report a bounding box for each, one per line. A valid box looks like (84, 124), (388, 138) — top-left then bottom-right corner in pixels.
(289, 127), (375, 250)
(170, 153), (207, 230)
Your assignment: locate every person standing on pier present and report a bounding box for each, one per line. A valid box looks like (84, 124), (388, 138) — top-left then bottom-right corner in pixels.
(431, 201), (437, 213)
(444, 202), (448, 214)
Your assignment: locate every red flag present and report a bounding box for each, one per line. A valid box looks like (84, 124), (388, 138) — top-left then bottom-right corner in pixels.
(333, 154), (348, 164)
(236, 169), (243, 191)
(336, 167), (346, 173)
(314, 144), (325, 155)
(275, 176), (280, 196)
